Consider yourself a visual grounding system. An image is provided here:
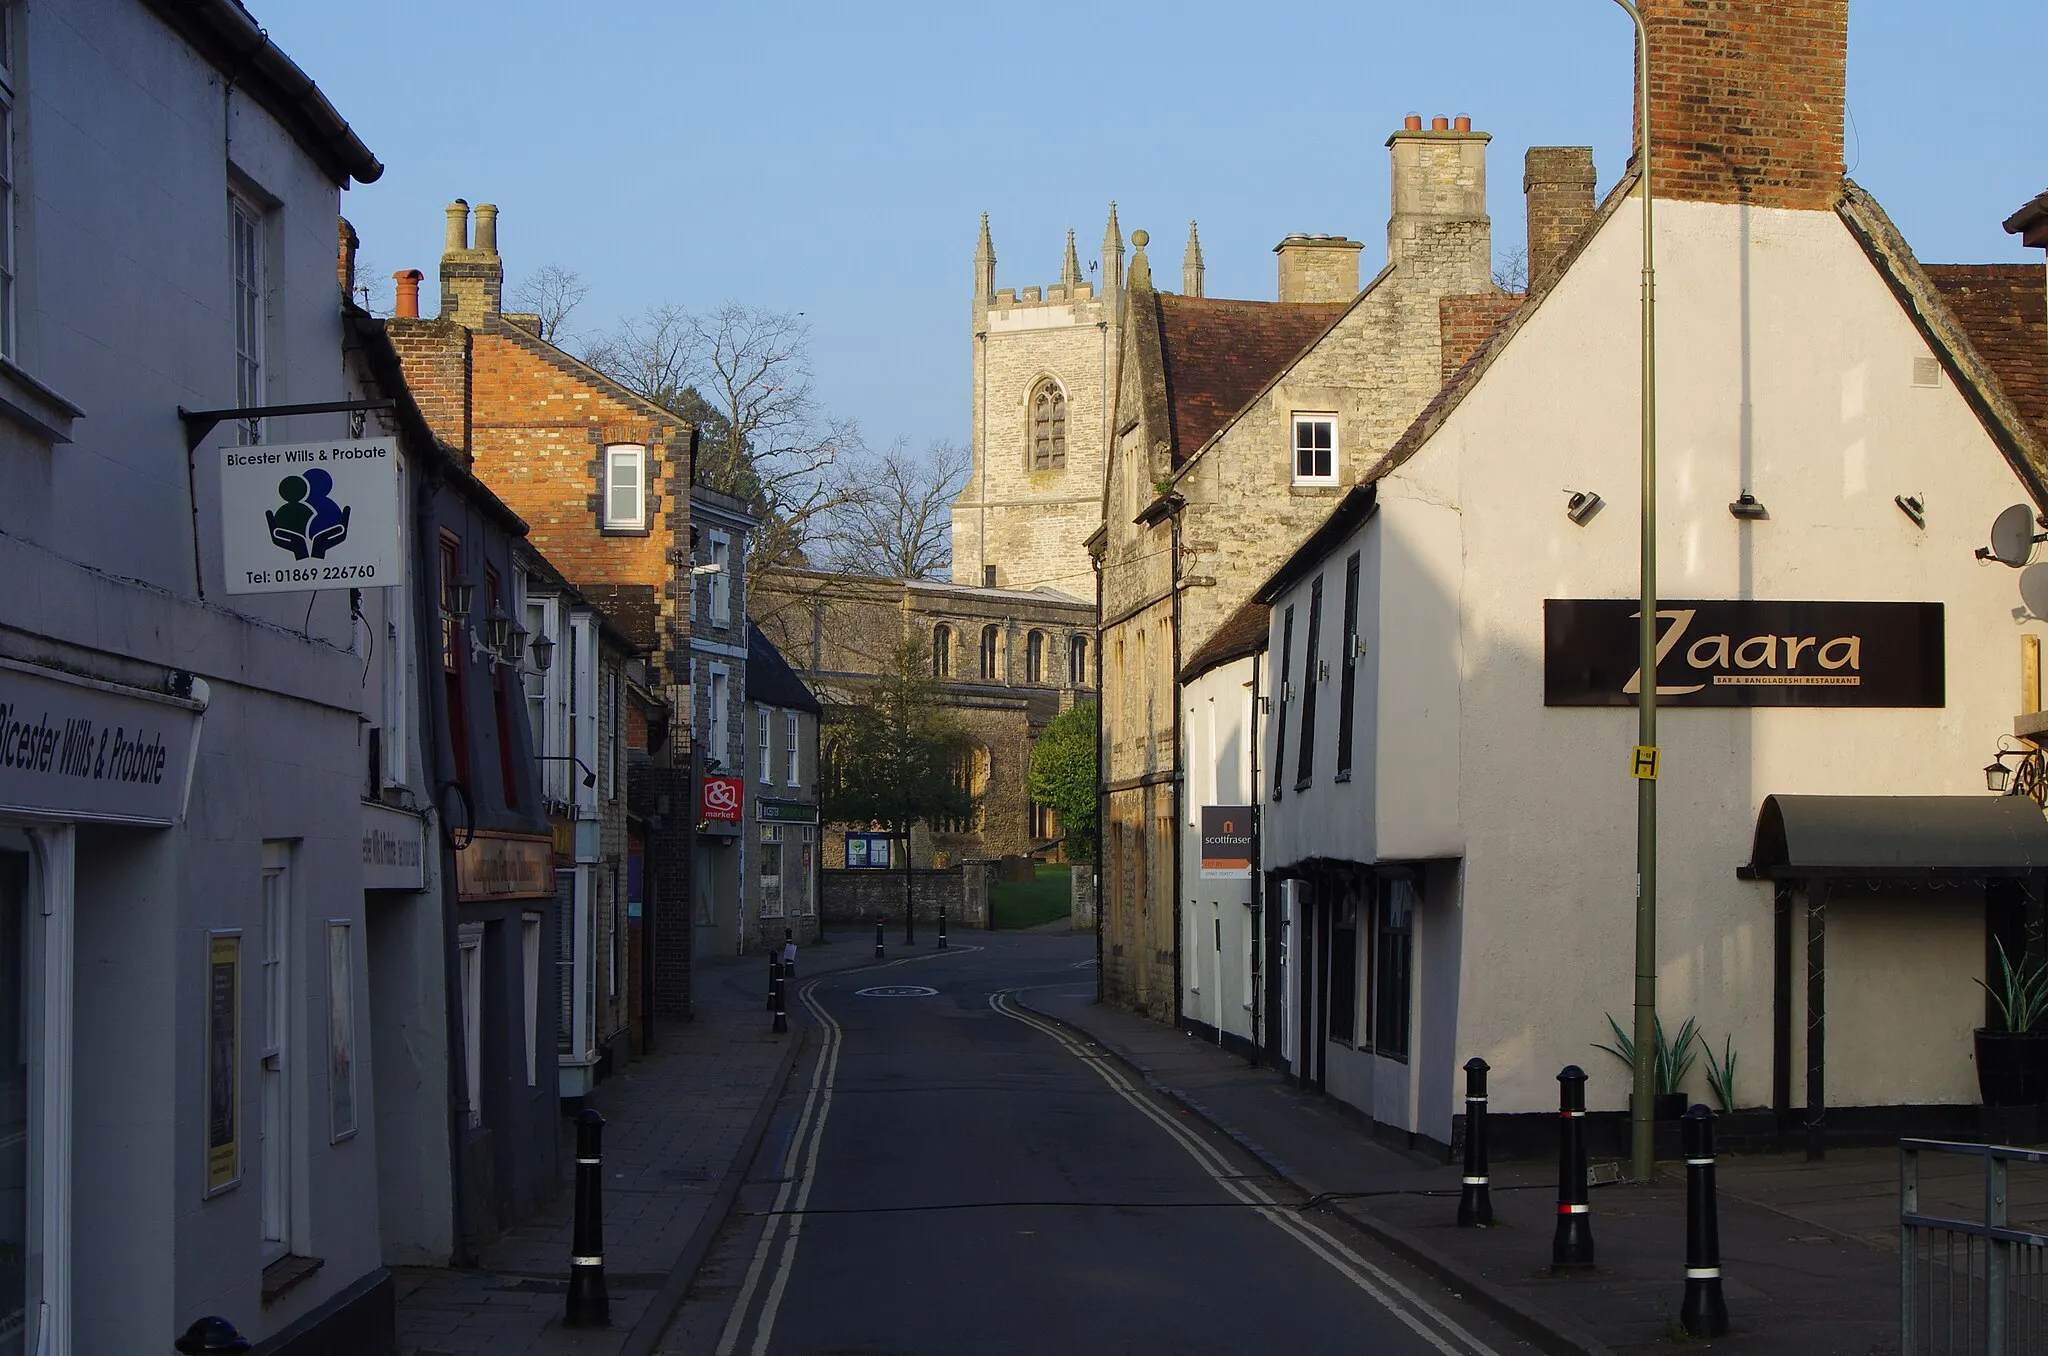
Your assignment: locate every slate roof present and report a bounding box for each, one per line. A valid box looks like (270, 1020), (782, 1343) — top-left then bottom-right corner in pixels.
(1154, 294), (1348, 463)
(747, 620), (822, 714)
(1924, 265), (2048, 447)
(1180, 598), (1271, 684)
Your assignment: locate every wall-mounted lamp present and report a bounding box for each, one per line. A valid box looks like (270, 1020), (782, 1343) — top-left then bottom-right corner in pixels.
(689, 562), (724, 577)
(506, 623), (529, 666)
(530, 632), (555, 672)
(486, 610), (512, 654)
(536, 753), (597, 789)
(1895, 494), (1926, 529)
(1728, 492), (1768, 521)
(451, 580), (476, 616)
(1985, 735), (2045, 802)
(1565, 490), (1604, 526)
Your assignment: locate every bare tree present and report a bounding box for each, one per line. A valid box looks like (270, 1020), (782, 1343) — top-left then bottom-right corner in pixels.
(582, 302), (694, 407)
(814, 438), (968, 580)
(349, 254), (394, 317)
(1492, 244), (1528, 294)
(510, 264), (591, 344)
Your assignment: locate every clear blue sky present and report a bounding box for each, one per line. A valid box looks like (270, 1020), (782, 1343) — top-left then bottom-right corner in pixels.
(264, 0), (2044, 457)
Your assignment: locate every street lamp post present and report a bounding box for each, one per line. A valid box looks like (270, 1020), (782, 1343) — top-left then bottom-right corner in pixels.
(1608, 0), (1661, 1185)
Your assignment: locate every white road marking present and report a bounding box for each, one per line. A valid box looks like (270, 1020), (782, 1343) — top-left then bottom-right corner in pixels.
(714, 944), (979, 1355)
(989, 990), (1503, 1356)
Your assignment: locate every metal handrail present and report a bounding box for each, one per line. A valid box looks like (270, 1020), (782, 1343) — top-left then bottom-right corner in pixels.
(1900, 1138), (2048, 1355)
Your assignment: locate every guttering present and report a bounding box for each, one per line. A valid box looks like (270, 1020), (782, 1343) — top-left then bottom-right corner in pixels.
(142, 0), (383, 186)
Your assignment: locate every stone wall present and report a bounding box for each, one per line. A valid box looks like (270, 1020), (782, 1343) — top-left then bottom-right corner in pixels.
(823, 866), (990, 929)
(1071, 864), (1098, 929)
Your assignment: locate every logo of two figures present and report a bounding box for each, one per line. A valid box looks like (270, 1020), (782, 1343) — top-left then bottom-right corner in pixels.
(266, 469), (351, 560)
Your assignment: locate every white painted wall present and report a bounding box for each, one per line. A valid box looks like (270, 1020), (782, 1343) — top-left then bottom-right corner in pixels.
(1179, 656), (1261, 1044)
(1265, 189), (2035, 1130)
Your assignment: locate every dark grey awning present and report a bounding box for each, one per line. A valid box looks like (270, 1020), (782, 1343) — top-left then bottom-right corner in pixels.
(1748, 794), (2048, 879)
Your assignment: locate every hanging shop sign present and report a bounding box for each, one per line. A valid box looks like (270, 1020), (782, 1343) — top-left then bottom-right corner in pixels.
(1200, 806), (1255, 879)
(361, 802), (425, 892)
(700, 774), (744, 833)
(454, 830), (555, 900)
(1543, 600), (1944, 708)
(220, 437), (401, 595)
(0, 658), (205, 826)
(757, 798), (819, 825)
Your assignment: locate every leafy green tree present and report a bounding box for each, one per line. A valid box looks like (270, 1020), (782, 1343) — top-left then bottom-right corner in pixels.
(822, 641), (976, 941)
(1029, 700), (1098, 861)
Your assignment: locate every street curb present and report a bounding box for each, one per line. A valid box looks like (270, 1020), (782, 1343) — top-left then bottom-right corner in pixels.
(617, 1016), (810, 1356)
(1011, 993), (1614, 1356)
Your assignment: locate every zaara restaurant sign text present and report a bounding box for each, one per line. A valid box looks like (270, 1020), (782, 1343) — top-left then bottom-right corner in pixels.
(1543, 600), (1944, 708)
(220, 438), (401, 595)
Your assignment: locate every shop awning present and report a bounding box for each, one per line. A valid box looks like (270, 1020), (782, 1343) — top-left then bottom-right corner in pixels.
(1747, 794), (2048, 879)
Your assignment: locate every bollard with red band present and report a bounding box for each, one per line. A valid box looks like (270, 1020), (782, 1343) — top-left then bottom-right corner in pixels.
(1457, 1057), (1494, 1227)
(1552, 1064), (1595, 1271)
(1680, 1104), (1729, 1336)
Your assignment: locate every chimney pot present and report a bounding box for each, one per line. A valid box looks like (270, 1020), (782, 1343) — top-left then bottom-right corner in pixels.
(474, 203), (499, 256)
(444, 200), (469, 254)
(1453, 115), (1471, 132)
(394, 270), (423, 319)
(1404, 114), (1423, 131)
(1431, 116), (1450, 131)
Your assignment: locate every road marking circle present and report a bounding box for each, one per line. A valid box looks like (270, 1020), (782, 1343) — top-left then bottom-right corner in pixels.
(853, 984), (938, 997)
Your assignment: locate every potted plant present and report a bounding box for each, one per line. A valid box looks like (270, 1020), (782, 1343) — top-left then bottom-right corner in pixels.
(1975, 939), (2048, 1107)
(1595, 1013), (1699, 1119)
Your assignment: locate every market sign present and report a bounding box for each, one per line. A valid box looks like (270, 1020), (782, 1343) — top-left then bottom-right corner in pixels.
(454, 831), (554, 900)
(1200, 805), (1254, 879)
(758, 799), (819, 825)
(701, 775), (744, 832)
(1543, 600), (1944, 708)
(220, 438), (401, 595)
(361, 802), (425, 892)
(0, 658), (204, 826)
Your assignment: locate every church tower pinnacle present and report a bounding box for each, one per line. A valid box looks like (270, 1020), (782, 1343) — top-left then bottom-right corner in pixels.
(1182, 221), (1205, 297)
(1061, 229), (1082, 291)
(974, 212), (996, 310)
(1102, 202), (1124, 310)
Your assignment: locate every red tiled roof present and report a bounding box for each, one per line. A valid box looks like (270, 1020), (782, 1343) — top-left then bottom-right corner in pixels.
(1181, 598), (1269, 683)
(1926, 264), (2048, 447)
(1154, 295), (1348, 463)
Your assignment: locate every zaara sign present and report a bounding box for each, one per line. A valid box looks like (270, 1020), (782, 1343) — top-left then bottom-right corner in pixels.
(220, 438), (401, 595)
(1543, 599), (1944, 708)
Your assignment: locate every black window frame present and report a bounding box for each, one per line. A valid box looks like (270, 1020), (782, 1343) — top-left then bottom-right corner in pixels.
(1295, 575), (1323, 790)
(1272, 605), (1294, 801)
(1336, 552), (1360, 781)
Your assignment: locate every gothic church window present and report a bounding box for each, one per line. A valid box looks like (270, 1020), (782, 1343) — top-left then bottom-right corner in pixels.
(932, 624), (953, 678)
(1025, 631), (1045, 684)
(1030, 380), (1067, 471)
(980, 625), (1000, 680)
(1069, 634), (1090, 687)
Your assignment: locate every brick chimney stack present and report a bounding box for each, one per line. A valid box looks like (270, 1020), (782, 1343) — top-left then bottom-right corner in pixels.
(337, 217), (359, 301)
(1386, 113), (1492, 295)
(439, 198), (504, 325)
(1638, 0), (1846, 211)
(1524, 147), (1596, 290)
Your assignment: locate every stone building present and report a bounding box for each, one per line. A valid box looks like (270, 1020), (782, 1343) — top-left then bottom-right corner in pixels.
(388, 208), (703, 1021)
(1096, 115), (1522, 1023)
(952, 209), (1125, 597)
(751, 569), (1095, 869)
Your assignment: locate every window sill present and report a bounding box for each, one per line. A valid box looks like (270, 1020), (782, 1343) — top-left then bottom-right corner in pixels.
(1294, 778), (1313, 793)
(1334, 770), (1352, 784)
(599, 524), (653, 537)
(0, 359), (84, 444)
(261, 1253), (325, 1305)
(1288, 481), (1343, 494)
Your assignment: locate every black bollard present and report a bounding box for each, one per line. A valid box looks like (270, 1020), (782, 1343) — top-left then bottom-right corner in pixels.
(939, 905), (948, 950)
(175, 1317), (251, 1353)
(772, 962), (789, 1034)
(565, 1109), (611, 1327)
(875, 919), (885, 960)
(1552, 1064), (1594, 1271)
(1457, 1057), (1494, 1227)
(1680, 1104), (1729, 1337)
(766, 952), (779, 1011)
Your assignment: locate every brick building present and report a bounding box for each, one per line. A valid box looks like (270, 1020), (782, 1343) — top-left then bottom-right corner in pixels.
(1096, 116), (1530, 1023)
(388, 205), (701, 1020)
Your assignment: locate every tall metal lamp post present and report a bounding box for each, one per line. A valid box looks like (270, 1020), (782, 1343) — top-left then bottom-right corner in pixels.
(1608, 0), (1661, 1185)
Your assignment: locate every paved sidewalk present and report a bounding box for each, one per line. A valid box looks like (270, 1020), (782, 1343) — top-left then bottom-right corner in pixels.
(1022, 985), (1956, 1356)
(394, 938), (879, 1356)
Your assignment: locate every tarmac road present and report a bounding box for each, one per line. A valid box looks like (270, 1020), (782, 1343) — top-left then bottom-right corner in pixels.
(662, 932), (1530, 1356)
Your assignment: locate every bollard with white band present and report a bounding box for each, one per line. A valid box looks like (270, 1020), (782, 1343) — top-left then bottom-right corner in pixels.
(1457, 1056), (1494, 1227)
(565, 1108), (611, 1327)
(1551, 1064), (1595, 1271)
(767, 952), (779, 1011)
(939, 904), (948, 949)
(1680, 1103), (1729, 1336)
(772, 960), (789, 1035)
(875, 919), (885, 960)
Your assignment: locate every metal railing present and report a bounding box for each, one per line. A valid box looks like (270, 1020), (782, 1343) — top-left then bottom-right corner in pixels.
(1901, 1139), (2048, 1355)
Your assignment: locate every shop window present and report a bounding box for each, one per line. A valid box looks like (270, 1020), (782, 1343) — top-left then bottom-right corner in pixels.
(1026, 631), (1045, 684)
(1370, 876), (1416, 1060)
(761, 824), (783, 917)
(1273, 605), (1294, 800)
(1329, 883), (1359, 1044)
(1296, 574), (1323, 790)
(1337, 553), (1360, 780)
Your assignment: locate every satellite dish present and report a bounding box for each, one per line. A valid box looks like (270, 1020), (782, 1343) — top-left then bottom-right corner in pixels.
(2022, 563), (2048, 620)
(1988, 504), (2044, 568)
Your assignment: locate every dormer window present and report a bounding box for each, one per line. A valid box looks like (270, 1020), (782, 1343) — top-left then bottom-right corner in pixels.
(1292, 414), (1336, 486)
(1030, 380), (1067, 471)
(604, 444), (646, 528)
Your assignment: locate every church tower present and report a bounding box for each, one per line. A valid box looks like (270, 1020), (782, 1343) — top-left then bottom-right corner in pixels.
(954, 206), (1122, 599)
